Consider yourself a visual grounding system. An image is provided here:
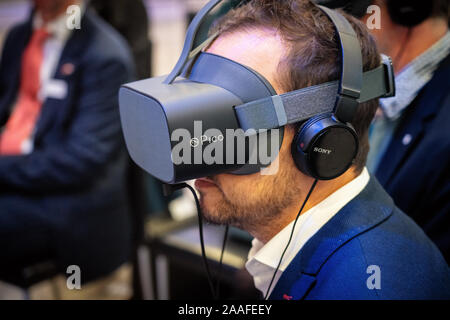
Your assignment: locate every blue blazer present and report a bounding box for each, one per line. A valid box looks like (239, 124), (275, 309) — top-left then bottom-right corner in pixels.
(375, 54), (450, 263)
(270, 177), (450, 300)
(0, 10), (135, 282)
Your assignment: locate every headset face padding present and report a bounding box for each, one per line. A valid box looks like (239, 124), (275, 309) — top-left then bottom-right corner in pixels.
(291, 114), (359, 180)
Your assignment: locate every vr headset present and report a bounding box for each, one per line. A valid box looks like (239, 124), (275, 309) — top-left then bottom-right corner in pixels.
(119, 0), (395, 184)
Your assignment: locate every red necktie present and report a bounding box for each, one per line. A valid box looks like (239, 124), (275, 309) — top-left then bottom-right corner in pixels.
(0, 28), (50, 155)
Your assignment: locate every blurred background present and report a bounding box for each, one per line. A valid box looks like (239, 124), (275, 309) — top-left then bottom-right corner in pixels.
(0, 0), (258, 300)
(1, 0), (204, 76)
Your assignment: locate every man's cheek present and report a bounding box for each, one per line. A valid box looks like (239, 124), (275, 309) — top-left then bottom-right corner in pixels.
(200, 190), (226, 215)
(199, 187), (223, 204)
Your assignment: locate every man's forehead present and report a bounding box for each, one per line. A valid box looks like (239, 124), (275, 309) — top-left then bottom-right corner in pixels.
(206, 28), (286, 93)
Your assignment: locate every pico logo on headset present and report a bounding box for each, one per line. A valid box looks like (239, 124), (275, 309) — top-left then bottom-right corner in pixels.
(190, 134), (225, 148)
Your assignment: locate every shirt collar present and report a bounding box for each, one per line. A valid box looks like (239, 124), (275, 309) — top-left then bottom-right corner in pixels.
(380, 31), (450, 120)
(246, 167), (370, 295)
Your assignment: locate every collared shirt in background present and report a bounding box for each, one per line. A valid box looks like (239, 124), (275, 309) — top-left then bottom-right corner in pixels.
(15, 1), (84, 154)
(367, 31), (450, 173)
(245, 167), (370, 298)
(34, 9), (73, 102)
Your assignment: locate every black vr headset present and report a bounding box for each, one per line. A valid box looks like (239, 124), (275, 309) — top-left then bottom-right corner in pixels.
(119, 0), (395, 184)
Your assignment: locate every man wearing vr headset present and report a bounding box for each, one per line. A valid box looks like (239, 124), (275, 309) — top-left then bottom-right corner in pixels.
(118, 0), (449, 299)
(192, 0), (449, 299)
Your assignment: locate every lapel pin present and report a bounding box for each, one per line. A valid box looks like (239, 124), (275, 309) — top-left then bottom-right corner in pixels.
(402, 134), (412, 146)
(283, 294), (293, 300)
(60, 63), (75, 76)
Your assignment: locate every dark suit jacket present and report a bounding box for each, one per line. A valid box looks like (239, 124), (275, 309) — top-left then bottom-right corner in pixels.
(0, 9), (135, 283)
(375, 53), (450, 263)
(270, 177), (450, 300)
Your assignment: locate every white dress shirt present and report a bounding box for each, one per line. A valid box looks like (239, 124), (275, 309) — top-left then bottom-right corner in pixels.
(245, 167), (370, 298)
(19, 2), (84, 154)
(34, 8), (74, 102)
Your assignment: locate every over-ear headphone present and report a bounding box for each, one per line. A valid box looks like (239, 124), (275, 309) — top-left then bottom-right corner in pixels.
(291, 113), (359, 180)
(316, 0), (434, 27)
(291, 6), (361, 180)
(301, 1), (433, 179)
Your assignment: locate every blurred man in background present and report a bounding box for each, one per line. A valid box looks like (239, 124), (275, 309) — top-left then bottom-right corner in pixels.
(0, 0), (135, 297)
(362, 0), (450, 262)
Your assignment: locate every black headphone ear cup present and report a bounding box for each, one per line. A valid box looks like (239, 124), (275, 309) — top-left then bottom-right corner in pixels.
(292, 115), (359, 180)
(386, 0), (433, 27)
(291, 113), (332, 177)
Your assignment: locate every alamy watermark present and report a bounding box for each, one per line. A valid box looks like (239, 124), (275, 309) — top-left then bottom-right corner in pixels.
(66, 265), (81, 290)
(366, 5), (381, 30)
(63, 4), (382, 32)
(66, 5), (81, 30)
(366, 265), (381, 290)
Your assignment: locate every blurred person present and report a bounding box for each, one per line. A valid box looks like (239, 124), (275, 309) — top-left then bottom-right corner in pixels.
(89, 0), (164, 223)
(360, 0), (450, 263)
(0, 0), (135, 294)
(195, 0), (449, 299)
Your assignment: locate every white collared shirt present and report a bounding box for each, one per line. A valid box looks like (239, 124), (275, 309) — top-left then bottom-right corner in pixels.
(245, 167), (370, 298)
(34, 14), (71, 99)
(34, 2), (86, 102)
(16, 1), (84, 154)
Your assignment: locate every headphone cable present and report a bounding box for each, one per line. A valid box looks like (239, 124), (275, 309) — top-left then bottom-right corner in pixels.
(215, 224), (229, 299)
(166, 178), (317, 300)
(264, 179), (319, 300)
(184, 183), (218, 299)
(165, 183), (230, 299)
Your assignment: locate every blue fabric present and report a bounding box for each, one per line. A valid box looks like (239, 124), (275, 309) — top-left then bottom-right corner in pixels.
(374, 53), (450, 264)
(269, 177), (450, 300)
(0, 9), (135, 283)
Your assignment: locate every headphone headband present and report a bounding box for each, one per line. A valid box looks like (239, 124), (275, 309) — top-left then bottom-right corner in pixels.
(318, 5), (362, 123)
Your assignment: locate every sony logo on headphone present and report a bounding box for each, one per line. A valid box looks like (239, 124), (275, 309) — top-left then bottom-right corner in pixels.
(313, 147), (332, 155)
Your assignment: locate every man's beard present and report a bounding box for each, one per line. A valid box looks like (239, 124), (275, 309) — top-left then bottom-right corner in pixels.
(198, 161), (302, 232)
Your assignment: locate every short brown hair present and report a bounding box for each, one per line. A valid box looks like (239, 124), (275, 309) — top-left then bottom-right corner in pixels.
(210, 0), (381, 173)
(432, 0), (449, 20)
